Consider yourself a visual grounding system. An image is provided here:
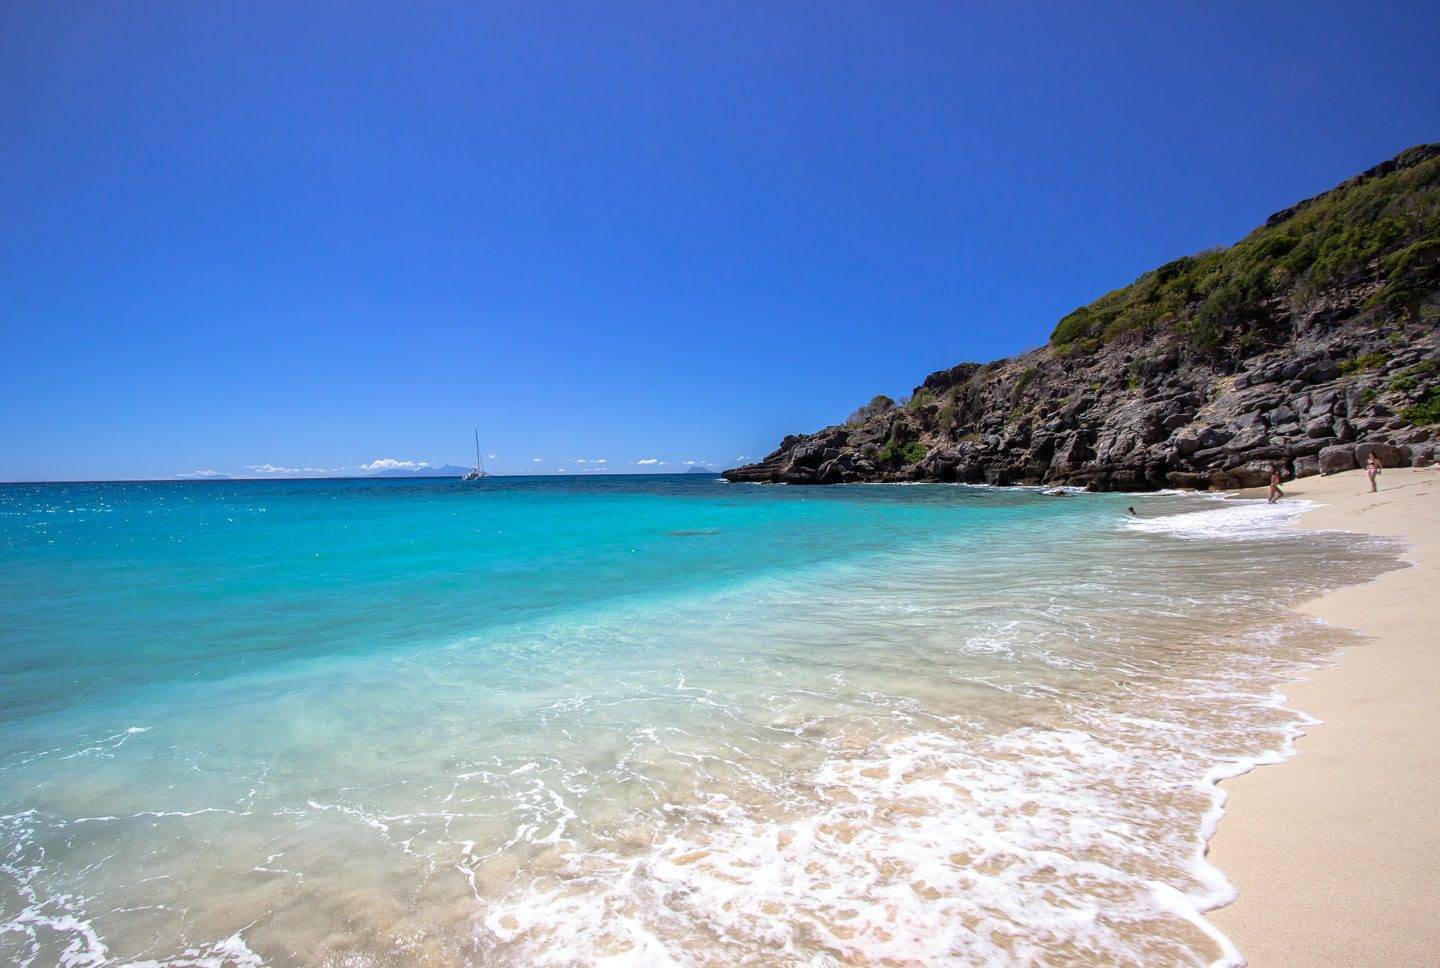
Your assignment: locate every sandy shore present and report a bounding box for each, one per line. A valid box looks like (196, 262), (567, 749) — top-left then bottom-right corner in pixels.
(1205, 466), (1440, 965)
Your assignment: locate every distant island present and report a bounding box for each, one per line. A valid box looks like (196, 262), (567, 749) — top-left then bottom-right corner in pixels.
(726, 145), (1439, 491)
(684, 466), (715, 474)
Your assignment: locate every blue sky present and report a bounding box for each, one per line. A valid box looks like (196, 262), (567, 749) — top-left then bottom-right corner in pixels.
(3, 2), (1437, 480)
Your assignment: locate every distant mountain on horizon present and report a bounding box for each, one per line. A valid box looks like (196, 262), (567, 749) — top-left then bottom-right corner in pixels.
(684, 466), (715, 473)
(368, 464), (469, 478)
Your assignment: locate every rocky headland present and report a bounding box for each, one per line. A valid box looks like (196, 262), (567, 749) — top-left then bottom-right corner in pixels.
(725, 145), (1440, 490)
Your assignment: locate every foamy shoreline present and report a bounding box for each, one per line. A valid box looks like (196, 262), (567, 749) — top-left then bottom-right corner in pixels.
(1204, 466), (1440, 965)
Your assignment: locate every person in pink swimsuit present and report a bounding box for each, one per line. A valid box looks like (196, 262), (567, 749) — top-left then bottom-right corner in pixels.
(1366, 453), (1381, 492)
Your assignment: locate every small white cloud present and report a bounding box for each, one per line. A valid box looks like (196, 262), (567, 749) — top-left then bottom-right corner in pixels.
(486, 454), (496, 459)
(242, 464), (336, 477)
(175, 469), (223, 479)
(635, 458), (659, 465)
(594, 458), (607, 464)
(572, 458), (588, 464)
(357, 458), (433, 471)
(531, 457), (543, 463)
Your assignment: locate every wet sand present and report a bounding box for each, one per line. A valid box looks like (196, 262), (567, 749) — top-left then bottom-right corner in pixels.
(1207, 466), (1440, 965)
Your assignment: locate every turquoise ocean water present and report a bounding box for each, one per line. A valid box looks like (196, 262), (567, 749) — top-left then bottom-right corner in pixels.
(0, 476), (1397, 966)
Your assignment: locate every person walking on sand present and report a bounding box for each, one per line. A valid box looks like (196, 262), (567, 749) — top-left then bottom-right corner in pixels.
(1366, 452), (1382, 492)
(1268, 465), (1285, 504)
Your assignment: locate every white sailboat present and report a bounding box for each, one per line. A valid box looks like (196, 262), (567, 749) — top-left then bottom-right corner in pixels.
(462, 430), (489, 481)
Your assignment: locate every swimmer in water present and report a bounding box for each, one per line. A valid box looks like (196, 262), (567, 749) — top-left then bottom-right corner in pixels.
(1127, 506), (1137, 516)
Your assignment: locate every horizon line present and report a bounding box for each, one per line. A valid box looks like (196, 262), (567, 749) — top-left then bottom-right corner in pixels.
(0, 469), (724, 485)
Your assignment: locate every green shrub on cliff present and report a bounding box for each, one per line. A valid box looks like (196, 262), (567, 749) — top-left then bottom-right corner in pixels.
(878, 440), (928, 466)
(1048, 145), (1440, 349)
(1401, 388), (1440, 427)
(1339, 351), (1389, 375)
(905, 388), (935, 410)
(1390, 373), (1418, 394)
(1390, 361), (1440, 426)
(1373, 238), (1440, 312)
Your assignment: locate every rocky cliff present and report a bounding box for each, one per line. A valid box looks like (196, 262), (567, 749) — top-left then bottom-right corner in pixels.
(725, 145), (1440, 490)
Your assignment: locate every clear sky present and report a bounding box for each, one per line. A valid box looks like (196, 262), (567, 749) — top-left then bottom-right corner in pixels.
(3, 2), (1437, 480)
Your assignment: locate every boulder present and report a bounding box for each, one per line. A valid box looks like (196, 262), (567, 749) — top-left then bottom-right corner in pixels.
(1224, 428), (1268, 453)
(1318, 444), (1356, 475)
(1165, 470), (1212, 489)
(1170, 430), (1204, 456)
(1227, 460), (1279, 488)
(1028, 434), (1057, 465)
(1197, 426), (1234, 448)
(1297, 359), (1340, 382)
(1293, 454), (1320, 478)
(1233, 410), (1268, 430)
(917, 452), (958, 481)
(789, 439), (828, 466)
(1288, 436), (1336, 456)
(1354, 442), (1403, 467)
(1225, 445), (1288, 468)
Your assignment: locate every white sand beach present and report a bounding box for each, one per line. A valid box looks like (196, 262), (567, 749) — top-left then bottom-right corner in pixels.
(1208, 466), (1440, 965)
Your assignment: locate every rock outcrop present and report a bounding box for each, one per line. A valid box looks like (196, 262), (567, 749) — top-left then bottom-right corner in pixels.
(726, 145), (1440, 490)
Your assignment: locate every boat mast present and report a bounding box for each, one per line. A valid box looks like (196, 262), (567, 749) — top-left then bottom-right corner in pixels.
(474, 430), (484, 474)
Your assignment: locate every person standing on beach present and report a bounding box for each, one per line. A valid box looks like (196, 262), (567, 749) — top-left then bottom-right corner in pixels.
(1367, 453), (1382, 492)
(1268, 466), (1285, 504)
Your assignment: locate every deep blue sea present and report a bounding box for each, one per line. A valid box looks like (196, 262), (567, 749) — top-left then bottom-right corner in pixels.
(0, 476), (1395, 966)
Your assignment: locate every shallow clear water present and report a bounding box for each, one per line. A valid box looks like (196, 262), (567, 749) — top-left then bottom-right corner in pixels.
(0, 476), (1399, 966)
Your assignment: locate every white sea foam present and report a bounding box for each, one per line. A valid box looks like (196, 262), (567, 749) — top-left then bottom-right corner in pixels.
(0, 811), (109, 968)
(57, 727), (150, 761)
(1124, 496), (1315, 540)
(119, 931), (265, 968)
(474, 620), (1354, 967)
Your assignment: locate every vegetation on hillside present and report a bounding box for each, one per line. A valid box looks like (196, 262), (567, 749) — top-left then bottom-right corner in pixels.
(1049, 145), (1440, 351)
(878, 439), (927, 467)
